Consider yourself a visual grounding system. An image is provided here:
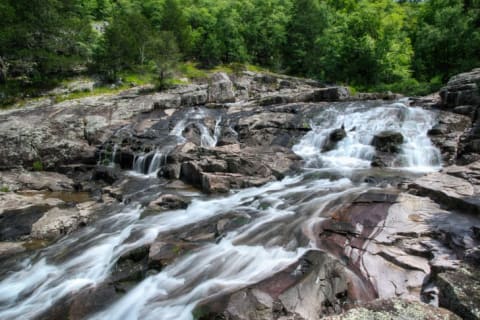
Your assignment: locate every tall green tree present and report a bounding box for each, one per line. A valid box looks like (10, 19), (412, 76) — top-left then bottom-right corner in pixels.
(412, 0), (480, 82)
(0, 0), (94, 83)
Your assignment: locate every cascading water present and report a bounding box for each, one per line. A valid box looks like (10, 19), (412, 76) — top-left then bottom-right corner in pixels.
(109, 144), (118, 168)
(0, 101), (443, 320)
(170, 108), (222, 148)
(132, 108), (222, 176)
(293, 101), (441, 171)
(132, 150), (169, 176)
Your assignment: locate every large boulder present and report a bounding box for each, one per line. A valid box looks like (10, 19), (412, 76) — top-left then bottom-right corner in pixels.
(207, 72), (236, 104)
(147, 194), (190, 211)
(322, 127), (347, 152)
(179, 86), (208, 106)
(440, 68), (480, 109)
(162, 143), (301, 193)
(305, 86), (350, 102)
(371, 131), (404, 153)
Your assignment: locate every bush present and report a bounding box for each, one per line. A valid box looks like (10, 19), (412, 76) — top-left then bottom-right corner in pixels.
(32, 160), (44, 171)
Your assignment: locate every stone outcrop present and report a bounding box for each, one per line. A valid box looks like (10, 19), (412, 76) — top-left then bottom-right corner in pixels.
(0, 170), (75, 192)
(0, 188), (112, 246)
(161, 143), (301, 193)
(439, 68), (480, 164)
(410, 162), (480, 214)
(436, 267), (480, 320)
(440, 68), (480, 109)
(312, 188), (480, 309)
(371, 131), (404, 153)
(428, 111), (471, 165)
(194, 250), (351, 320)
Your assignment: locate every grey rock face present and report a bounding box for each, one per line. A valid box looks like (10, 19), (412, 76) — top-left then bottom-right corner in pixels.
(440, 68), (480, 108)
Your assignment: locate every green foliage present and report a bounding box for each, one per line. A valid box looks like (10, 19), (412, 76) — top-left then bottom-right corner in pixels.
(0, 186), (9, 193)
(32, 160), (44, 171)
(1, 0), (479, 103)
(0, 0), (95, 83)
(178, 62), (208, 80)
(53, 85), (128, 103)
(411, 0), (480, 82)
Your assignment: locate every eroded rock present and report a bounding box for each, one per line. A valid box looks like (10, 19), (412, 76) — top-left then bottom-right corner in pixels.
(194, 250), (351, 320)
(162, 143), (301, 193)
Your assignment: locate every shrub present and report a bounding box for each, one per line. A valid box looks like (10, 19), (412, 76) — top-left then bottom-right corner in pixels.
(32, 160), (44, 171)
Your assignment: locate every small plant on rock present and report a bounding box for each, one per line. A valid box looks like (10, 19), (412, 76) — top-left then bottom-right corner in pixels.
(32, 160), (44, 171)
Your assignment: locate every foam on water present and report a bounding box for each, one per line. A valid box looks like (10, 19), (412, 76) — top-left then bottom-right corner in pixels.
(293, 102), (441, 172)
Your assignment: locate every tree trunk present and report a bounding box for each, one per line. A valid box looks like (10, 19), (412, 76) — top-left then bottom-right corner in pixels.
(0, 56), (6, 84)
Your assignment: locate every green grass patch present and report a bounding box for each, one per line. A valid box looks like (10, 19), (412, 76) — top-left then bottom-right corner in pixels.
(0, 186), (10, 193)
(178, 62), (208, 80)
(245, 64), (268, 73)
(53, 85), (128, 103)
(119, 71), (155, 86)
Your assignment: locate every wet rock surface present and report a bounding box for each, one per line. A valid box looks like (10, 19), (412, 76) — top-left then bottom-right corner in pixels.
(194, 250), (351, 320)
(162, 143), (301, 193)
(371, 130), (404, 153)
(1, 70), (480, 320)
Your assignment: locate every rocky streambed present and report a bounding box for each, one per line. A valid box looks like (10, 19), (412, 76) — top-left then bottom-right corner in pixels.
(0, 69), (479, 319)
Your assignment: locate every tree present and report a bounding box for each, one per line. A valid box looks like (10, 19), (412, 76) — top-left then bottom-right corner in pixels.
(148, 31), (181, 89)
(412, 0), (480, 82)
(0, 0), (94, 83)
(160, 0), (193, 54)
(285, 0), (331, 76)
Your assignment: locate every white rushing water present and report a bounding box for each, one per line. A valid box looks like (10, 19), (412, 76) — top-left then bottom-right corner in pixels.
(0, 101), (442, 320)
(132, 149), (170, 176)
(293, 101), (441, 172)
(132, 108), (222, 175)
(169, 108), (222, 148)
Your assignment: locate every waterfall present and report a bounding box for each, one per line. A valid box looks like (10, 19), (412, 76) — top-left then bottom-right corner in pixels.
(169, 108), (222, 148)
(109, 144), (118, 168)
(0, 100), (443, 320)
(130, 108), (223, 176)
(293, 101), (441, 172)
(132, 150), (169, 176)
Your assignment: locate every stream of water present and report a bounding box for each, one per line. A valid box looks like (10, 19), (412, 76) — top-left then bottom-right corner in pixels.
(0, 101), (441, 320)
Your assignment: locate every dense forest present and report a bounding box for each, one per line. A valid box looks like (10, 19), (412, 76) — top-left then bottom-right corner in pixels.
(0, 0), (479, 104)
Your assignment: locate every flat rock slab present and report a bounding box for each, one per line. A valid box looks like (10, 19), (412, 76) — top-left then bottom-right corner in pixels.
(0, 170), (74, 192)
(410, 171), (480, 214)
(323, 299), (461, 320)
(315, 189), (480, 302)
